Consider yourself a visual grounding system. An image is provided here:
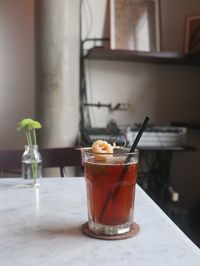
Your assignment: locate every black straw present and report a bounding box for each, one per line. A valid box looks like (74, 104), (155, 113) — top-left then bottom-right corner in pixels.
(99, 116), (150, 222)
(130, 116), (149, 152)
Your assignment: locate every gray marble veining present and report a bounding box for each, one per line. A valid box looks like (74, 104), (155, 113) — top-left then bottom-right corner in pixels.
(0, 178), (199, 266)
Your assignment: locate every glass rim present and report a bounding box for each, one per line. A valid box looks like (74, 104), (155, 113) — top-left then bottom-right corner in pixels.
(82, 147), (139, 156)
(24, 144), (38, 148)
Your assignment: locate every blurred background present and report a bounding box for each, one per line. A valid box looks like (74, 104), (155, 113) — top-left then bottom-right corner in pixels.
(0, 0), (199, 246)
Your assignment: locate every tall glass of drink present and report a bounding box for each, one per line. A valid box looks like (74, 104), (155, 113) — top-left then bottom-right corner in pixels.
(83, 146), (139, 237)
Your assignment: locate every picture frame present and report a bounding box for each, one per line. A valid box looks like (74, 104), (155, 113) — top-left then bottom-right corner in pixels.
(109, 0), (161, 52)
(184, 14), (200, 54)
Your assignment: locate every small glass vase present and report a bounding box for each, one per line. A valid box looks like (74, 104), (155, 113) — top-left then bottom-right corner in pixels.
(21, 145), (42, 187)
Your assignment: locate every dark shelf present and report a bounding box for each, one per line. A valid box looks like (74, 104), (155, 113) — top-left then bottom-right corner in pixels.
(171, 121), (200, 130)
(84, 47), (200, 65)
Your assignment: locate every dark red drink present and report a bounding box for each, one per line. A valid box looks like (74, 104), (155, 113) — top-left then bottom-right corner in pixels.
(84, 149), (139, 235)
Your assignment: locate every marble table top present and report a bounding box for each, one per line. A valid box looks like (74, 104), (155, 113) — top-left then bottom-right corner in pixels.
(0, 177), (199, 266)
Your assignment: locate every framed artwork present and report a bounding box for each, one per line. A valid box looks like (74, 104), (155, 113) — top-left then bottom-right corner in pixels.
(109, 0), (161, 52)
(184, 14), (200, 54)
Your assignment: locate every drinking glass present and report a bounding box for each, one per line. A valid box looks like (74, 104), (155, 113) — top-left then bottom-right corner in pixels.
(83, 148), (139, 236)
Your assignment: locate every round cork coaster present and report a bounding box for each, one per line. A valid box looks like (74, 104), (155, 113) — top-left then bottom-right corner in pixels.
(81, 222), (140, 240)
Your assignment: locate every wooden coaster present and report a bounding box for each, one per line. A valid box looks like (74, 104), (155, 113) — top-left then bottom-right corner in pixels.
(81, 222), (140, 240)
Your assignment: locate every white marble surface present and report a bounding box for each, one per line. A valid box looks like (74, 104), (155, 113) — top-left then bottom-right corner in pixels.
(0, 178), (199, 266)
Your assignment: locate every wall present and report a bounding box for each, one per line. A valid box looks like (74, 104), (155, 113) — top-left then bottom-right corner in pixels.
(0, 0), (34, 149)
(161, 0), (200, 52)
(82, 0), (200, 127)
(81, 0), (200, 208)
(0, 0), (80, 150)
(0, 0), (200, 206)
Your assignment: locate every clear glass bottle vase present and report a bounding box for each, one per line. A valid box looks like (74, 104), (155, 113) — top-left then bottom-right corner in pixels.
(22, 145), (42, 187)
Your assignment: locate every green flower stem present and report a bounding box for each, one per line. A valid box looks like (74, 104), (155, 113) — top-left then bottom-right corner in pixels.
(26, 130), (32, 147)
(26, 130), (37, 182)
(31, 153), (38, 183)
(30, 146), (37, 182)
(33, 129), (37, 146)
